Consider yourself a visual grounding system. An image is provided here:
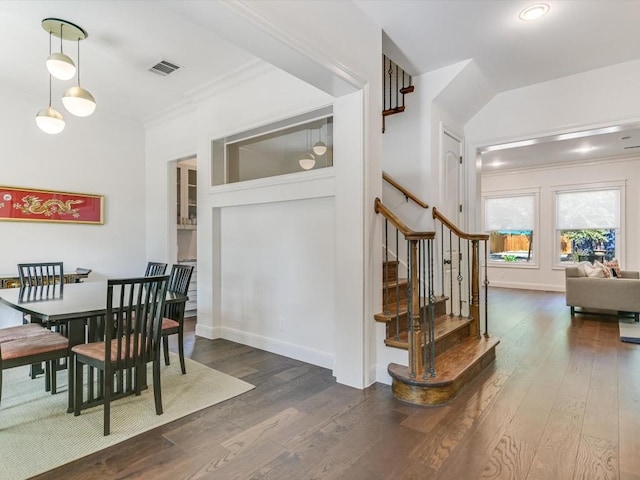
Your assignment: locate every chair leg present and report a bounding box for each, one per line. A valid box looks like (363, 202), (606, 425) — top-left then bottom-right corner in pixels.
(178, 329), (186, 375)
(153, 359), (163, 415)
(163, 336), (170, 366)
(45, 362), (51, 392)
(104, 372), (111, 436)
(50, 361), (57, 394)
(74, 358), (83, 416)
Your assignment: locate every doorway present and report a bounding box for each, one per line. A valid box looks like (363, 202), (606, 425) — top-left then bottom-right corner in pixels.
(175, 156), (197, 317)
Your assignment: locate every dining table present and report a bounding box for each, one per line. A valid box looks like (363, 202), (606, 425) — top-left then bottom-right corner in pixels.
(0, 280), (187, 413)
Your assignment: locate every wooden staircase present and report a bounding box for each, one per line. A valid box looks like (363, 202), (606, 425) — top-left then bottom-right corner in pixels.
(375, 181), (499, 407)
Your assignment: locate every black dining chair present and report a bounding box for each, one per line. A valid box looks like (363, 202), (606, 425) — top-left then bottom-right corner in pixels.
(18, 262), (64, 290)
(71, 275), (169, 435)
(16, 262), (65, 388)
(161, 264), (194, 374)
(145, 262), (167, 276)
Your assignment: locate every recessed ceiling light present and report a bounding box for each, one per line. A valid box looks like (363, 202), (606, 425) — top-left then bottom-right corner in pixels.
(519, 4), (550, 21)
(575, 146), (595, 154)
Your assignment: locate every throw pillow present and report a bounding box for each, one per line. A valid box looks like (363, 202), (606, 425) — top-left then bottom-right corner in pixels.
(593, 260), (612, 278)
(584, 263), (606, 278)
(605, 258), (622, 278)
(576, 261), (591, 277)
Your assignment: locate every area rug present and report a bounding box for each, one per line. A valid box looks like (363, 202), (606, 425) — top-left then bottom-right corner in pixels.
(619, 319), (640, 344)
(0, 354), (254, 480)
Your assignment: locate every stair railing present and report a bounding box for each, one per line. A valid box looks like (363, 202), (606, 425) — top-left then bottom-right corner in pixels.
(375, 198), (436, 379)
(432, 207), (490, 338)
(383, 171), (428, 209)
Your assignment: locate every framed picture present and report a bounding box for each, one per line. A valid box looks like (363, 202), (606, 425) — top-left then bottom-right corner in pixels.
(0, 186), (104, 224)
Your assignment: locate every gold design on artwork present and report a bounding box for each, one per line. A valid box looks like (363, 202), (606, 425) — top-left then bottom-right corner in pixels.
(13, 195), (84, 218)
(0, 202), (4, 208)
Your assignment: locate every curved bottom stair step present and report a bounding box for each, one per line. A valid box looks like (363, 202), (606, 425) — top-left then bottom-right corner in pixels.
(388, 335), (500, 406)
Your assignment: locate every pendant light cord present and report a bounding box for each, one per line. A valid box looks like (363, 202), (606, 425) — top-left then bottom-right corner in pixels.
(76, 38), (81, 85)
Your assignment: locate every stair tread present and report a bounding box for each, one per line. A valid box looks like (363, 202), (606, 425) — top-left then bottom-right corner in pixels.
(388, 335), (500, 386)
(383, 314), (471, 349)
(374, 295), (449, 322)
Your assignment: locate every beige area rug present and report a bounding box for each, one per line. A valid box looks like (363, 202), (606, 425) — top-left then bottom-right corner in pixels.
(0, 354), (254, 480)
(619, 319), (640, 344)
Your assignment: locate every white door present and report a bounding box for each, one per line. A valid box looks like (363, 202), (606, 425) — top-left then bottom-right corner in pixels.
(441, 130), (464, 316)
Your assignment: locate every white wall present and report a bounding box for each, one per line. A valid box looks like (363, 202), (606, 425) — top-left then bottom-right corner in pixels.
(145, 2), (383, 388)
(0, 93), (146, 279)
(220, 196), (335, 367)
(482, 157), (640, 291)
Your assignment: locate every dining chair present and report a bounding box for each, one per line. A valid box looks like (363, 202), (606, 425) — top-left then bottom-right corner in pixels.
(145, 262), (167, 276)
(17, 262), (64, 290)
(0, 329), (69, 405)
(16, 262), (65, 388)
(71, 275), (169, 435)
(162, 264), (194, 374)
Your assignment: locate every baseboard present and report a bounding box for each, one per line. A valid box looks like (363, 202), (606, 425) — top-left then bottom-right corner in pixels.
(195, 324), (222, 339)
(489, 281), (565, 292)
(221, 326), (335, 370)
(375, 364), (392, 385)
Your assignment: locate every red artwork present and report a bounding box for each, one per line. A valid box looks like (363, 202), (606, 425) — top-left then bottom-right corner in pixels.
(0, 186), (103, 224)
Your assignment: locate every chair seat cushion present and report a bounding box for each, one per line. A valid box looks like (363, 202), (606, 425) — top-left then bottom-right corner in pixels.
(72, 336), (146, 362)
(161, 318), (179, 331)
(0, 323), (49, 343)
(1, 332), (68, 361)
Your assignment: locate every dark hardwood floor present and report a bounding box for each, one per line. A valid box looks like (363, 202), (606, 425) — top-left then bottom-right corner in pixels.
(32, 288), (640, 479)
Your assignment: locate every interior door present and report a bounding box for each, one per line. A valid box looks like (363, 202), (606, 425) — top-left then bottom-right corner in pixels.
(441, 130), (464, 316)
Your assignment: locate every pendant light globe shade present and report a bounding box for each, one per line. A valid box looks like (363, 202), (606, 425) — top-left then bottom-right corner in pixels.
(62, 85), (96, 117)
(312, 141), (327, 156)
(35, 106), (65, 134)
(46, 52), (76, 80)
(298, 154), (316, 170)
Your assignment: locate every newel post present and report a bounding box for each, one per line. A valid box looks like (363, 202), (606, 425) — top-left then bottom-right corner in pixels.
(470, 239), (481, 338)
(408, 239), (423, 378)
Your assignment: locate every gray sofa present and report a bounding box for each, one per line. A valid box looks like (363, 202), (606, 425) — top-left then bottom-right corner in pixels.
(565, 266), (640, 321)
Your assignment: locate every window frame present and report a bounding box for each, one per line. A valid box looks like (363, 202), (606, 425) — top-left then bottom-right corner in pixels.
(482, 188), (540, 268)
(552, 181), (626, 268)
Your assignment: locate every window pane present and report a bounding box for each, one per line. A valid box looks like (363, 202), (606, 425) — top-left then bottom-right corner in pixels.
(556, 189), (620, 230)
(488, 230), (534, 263)
(559, 229), (616, 264)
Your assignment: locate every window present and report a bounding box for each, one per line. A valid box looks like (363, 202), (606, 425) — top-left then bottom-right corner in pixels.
(211, 107), (333, 186)
(555, 184), (624, 265)
(483, 191), (537, 265)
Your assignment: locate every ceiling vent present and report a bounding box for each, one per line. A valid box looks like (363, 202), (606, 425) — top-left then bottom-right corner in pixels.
(148, 59), (182, 77)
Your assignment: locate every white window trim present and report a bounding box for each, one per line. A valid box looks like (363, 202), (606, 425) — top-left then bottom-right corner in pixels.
(482, 187), (540, 268)
(551, 180), (626, 268)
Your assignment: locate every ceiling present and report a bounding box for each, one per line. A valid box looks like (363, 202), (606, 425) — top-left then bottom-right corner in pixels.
(3, 1), (640, 169)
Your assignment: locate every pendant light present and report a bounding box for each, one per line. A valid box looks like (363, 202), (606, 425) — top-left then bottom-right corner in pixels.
(45, 22), (76, 80)
(62, 38), (96, 117)
(299, 129), (316, 170)
(35, 74), (65, 134)
(312, 125), (327, 156)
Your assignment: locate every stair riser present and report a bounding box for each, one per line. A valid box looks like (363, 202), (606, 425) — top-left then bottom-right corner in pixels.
(385, 321), (472, 357)
(382, 284), (409, 305)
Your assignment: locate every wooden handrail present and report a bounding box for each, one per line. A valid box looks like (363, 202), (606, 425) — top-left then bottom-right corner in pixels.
(375, 198), (434, 240)
(383, 172), (428, 209)
(432, 207), (489, 241)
